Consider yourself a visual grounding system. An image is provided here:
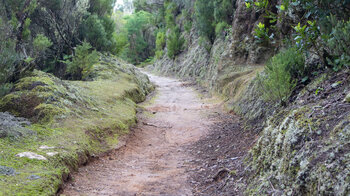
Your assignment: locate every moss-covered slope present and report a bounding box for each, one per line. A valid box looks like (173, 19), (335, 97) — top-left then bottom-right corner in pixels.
(0, 56), (153, 195)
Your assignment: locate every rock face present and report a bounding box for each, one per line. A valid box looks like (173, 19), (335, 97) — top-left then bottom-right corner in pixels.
(147, 0), (350, 195)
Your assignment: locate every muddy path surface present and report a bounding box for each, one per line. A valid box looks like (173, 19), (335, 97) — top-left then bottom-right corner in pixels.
(62, 72), (220, 195)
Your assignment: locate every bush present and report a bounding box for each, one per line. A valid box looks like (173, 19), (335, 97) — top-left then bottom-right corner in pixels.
(0, 83), (13, 97)
(155, 50), (164, 59)
(81, 14), (117, 53)
(0, 34), (17, 85)
(155, 31), (166, 59)
(254, 22), (270, 45)
(195, 0), (215, 42)
(215, 22), (229, 36)
(33, 34), (52, 56)
(124, 11), (154, 64)
(65, 42), (99, 80)
(165, 1), (177, 29)
(167, 27), (185, 59)
(156, 31), (166, 51)
(258, 48), (304, 105)
(184, 21), (192, 33)
(325, 17), (350, 71)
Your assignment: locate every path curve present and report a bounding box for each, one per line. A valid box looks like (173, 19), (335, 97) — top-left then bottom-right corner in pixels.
(62, 71), (220, 196)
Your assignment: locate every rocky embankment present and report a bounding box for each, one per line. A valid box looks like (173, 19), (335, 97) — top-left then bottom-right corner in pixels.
(146, 0), (350, 194)
(0, 56), (153, 195)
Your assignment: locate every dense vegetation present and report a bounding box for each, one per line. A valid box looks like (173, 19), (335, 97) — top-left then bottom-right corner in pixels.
(130, 0), (349, 105)
(0, 0), (120, 96)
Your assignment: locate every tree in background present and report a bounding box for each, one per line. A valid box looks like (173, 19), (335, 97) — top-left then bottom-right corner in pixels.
(0, 0), (125, 87)
(124, 11), (155, 64)
(167, 26), (185, 59)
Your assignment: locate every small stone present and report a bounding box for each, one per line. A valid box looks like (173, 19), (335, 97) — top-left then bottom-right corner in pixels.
(27, 175), (41, 180)
(345, 93), (350, 103)
(16, 152), (47, 160)
(46, 152), (59, 156)
(39, 145), (55, 150)
(331, 82), (340, 88)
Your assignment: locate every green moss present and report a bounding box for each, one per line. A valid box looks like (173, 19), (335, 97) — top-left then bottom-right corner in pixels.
(0, 56), (153, 195)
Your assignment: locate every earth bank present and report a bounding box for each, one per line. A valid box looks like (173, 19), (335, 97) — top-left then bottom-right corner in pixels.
(0, 55), (153, 195)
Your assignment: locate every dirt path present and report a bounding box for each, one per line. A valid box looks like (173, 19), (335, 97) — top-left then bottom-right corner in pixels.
(62, 72), (226, 195)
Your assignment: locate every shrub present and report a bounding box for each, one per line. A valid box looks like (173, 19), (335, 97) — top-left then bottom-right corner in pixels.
(0, 17), (17, 98)
(81, 14), (118, 53)
(0, 83), (13, 98)
(156, 31), (166, 51)
(325, 17), (350, 71)
(165, 1), (177, 29)
(184, 21), (192, 33)
(155, 31), (166, 59)
(155, 50), (164, 59)
(214, 0), (235, 23)
(215, 22), (229, 36)
(258, 48), (304, 105)
(124, 11), (154, 64)
(254, 22), (270, 45)
(195, 0), (215, 42)
(33, 34), (52, 56)
(167, 27), (185, 59)
(65, 42), (99, 80)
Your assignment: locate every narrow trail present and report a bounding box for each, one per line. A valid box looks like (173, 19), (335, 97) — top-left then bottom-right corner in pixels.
(62, 72), (224, 196)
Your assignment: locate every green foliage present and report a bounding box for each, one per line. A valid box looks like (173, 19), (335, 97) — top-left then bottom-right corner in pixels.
(325, 17), (350, 71)
(254, 22), (270, 45)
(0, 83), (13, 97)
(214, 0), (234, 23)
(114, 31), (129, 56)
(88, 0), (116, 16)
(215, 22), (229, 36)
(33, 34), (52, 55)
(124, 11), (154, 64)
(64, 42), (99, 80)
(195, 0), (235, 42)
(165, 1), (177, 29)
(22, 18), (32, 41)
(0, 20), (18, 86)
(156, 31), (166, 51)
(155, 50), (164, 59)
(155, 31), (166, 59)
(81, 14), (118, 53)
(258, 48), (305, 105)
(195, 0), (215, 42)
(167, 26), (185, 59)
(184, 21), (192, 33)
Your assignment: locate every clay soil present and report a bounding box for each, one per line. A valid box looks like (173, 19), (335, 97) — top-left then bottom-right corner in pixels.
(62, 72), (256, 196)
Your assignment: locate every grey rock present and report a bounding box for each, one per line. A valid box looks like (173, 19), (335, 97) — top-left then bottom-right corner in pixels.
(0, 165), (16, 176)
(345, 93), (350, 103)
(16, 152), (47, 160)
(0, 112), (34, 139)
(27, 175), (41, 180)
